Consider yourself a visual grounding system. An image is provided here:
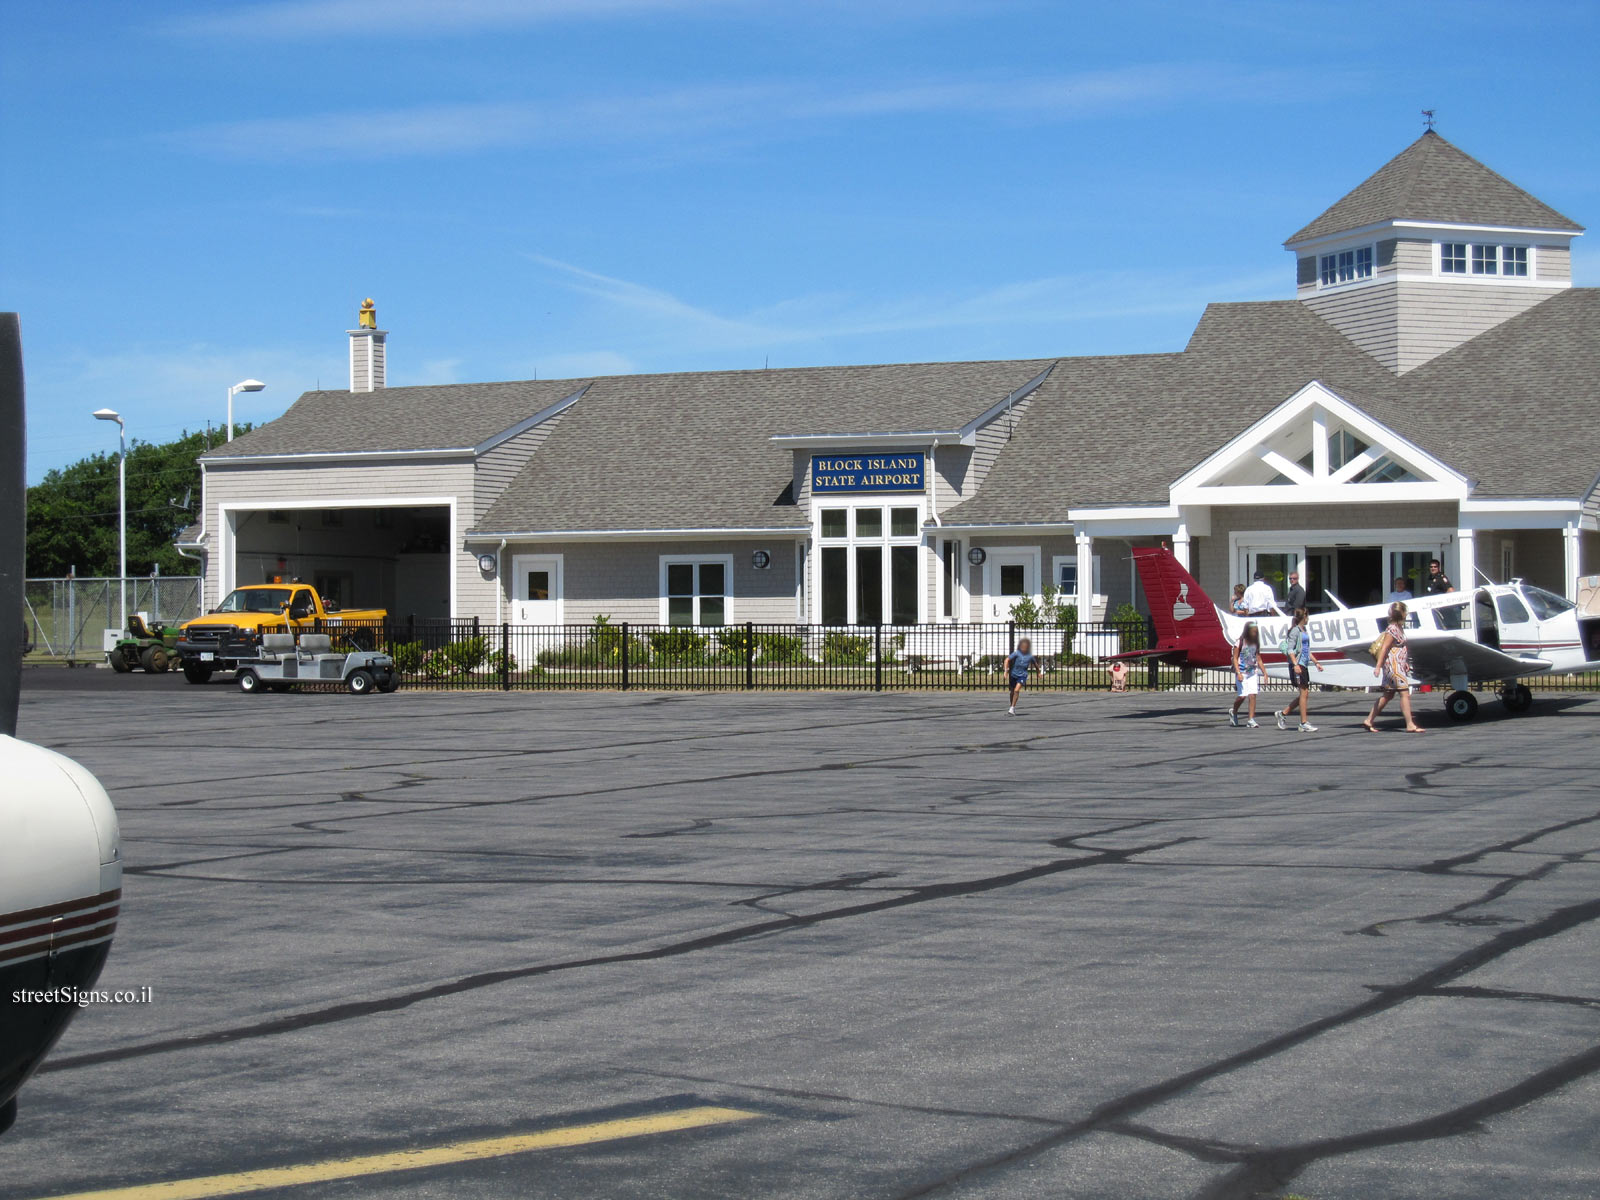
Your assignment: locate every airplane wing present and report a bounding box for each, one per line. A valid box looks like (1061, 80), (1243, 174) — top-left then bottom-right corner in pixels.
(1338, 634), (1551, 684)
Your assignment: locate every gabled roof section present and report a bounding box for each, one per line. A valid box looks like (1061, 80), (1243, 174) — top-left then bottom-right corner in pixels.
(1286, 131), (1583, 245)
(203, 378), (587, 460)
(472, 358), (1056, 535)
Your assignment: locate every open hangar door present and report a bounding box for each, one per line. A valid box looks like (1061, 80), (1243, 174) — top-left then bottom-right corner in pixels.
(229, 505), (451, 621)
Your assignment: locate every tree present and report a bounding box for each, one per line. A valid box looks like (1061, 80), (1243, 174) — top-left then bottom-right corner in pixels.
(24, 426), (250, 578)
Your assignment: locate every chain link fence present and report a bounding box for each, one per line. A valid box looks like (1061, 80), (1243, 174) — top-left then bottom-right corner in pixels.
(22, 577), (201, 658)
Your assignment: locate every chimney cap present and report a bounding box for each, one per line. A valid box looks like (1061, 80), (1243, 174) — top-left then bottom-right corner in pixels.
(358, 298), (377, 329)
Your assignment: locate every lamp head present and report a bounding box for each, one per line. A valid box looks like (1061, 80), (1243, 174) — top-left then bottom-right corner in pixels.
(232, 379), (266, 394)
(92, 408), (122, 424)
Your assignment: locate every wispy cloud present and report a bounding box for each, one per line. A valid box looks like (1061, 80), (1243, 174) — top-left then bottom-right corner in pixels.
(527, 253), (1284, 360)
(171, 65), (1359, 162)
(170, 0), (736, 38)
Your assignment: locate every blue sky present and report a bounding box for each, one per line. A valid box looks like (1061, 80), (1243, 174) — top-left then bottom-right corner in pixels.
(4, 0), (1597, 481)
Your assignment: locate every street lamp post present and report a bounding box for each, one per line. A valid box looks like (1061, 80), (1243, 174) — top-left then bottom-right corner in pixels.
(92, 408), (127, 634)
(226, 379), (265, 442)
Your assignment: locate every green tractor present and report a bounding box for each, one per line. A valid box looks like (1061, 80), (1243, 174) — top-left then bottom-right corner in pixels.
(107, 614), (182, 674)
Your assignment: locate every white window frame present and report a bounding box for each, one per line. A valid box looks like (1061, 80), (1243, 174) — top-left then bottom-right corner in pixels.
(659, 554), (734, 627)
(1435, 239), (1538, 283)
(1316, 243), (1375, 291)
(1051, 554), (1102, 604)
(811, 499), (926, 624)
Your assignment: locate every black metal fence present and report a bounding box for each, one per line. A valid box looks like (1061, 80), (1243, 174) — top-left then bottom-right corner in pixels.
(296, 615), (1599, 694)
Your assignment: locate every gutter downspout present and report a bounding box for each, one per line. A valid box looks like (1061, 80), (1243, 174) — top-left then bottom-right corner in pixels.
(494, 538), (507, 624)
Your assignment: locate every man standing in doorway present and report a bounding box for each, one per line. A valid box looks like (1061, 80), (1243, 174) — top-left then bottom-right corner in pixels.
(1387, 577), (1414, 603)
(1242, 571), (1276, 616)
(1425, 559), (1453, 595)
(1284, 570), (1306, 615)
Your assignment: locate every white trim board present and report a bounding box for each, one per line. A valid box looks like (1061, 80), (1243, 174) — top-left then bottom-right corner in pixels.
(1170, 381), (1469, 507)
(218, 495), (459, 618)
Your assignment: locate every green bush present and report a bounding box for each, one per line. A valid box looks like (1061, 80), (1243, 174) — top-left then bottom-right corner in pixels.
(484, 648), (518, 674)
(756, 631), (809, 664)
(648, 628), (710, 664)
(821, 631), (871, 666)
(1008, 595), (1040, 626)
(715, 626), (753, 665)
(1011, 585), (1077, 637)
(1108, 602), (1149, 652)
(536, 616), (644, 667)
(391, 641), (426, 674)
(445, 636), (488, 673)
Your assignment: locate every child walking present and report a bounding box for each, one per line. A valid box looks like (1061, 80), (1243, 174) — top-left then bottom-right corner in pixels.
(1005, 637), (1038, 716)
(1275, 608), (1324, 732)
(1229, 623), (1263, 727)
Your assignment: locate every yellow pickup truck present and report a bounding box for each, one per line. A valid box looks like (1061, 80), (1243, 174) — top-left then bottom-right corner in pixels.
(175, 583), (386, 684)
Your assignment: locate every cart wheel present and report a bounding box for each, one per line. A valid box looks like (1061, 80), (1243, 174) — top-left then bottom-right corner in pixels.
(182, 662), (213, 684)
(237, 669), (263, 694)
(141, 645), (169, 673)
(347, 669), (376, 695)
(1445, 690), (1478, 721)
(378, 673), (401, 693)
(109, 651), (132, 673)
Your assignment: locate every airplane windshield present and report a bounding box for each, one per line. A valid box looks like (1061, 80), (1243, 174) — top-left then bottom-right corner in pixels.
(1521, 585), (1575, 621)
(215, 588), (293, 613)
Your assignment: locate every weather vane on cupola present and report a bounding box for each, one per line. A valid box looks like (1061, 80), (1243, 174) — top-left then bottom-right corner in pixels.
(1422, 109), (1437, 132)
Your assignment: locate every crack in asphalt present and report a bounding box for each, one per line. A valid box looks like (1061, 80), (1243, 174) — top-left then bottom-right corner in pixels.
(41, 826), (1194, 1075)
(887, 895), (1600, 1199)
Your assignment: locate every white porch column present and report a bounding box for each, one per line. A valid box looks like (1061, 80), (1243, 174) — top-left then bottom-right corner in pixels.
(1075, 533), (1094, 620)
(1564, 522), (1581, 602)
(1171, 523), (1191, 570)
(1456, 528), (1475, 592)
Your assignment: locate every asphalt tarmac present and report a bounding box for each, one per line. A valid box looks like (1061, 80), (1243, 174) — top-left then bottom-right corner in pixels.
(3, 671), (1598, 1199)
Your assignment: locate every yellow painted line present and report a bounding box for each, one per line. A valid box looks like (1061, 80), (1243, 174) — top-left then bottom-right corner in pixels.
(34, 1105), (764, 1200)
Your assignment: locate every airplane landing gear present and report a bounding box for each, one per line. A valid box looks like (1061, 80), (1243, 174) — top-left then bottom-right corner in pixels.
(1445, 690), (1479, 722)
(1501, 683), (1533, 713)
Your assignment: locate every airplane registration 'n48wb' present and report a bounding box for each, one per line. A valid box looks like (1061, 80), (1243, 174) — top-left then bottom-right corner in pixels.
(1109, 546), (1600, 721)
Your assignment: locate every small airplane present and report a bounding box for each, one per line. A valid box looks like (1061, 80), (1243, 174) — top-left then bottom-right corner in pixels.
(1109, 546), (1600, 721)
(0, 313), (122, 1136)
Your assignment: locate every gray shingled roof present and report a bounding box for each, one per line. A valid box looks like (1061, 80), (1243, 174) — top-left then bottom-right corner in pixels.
(472, 359), (1055, 534)
(941, 290), (1600, 523)
(203, 379), (584, 458)
(941, 301), (1400, 522)
(1286, 132), (1583, 244)
(1375, 288), (1600, 498)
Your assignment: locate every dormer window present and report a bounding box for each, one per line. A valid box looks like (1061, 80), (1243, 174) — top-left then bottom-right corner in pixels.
(1441, 241), (1531, 278)
(1318, 246), (1373, 287)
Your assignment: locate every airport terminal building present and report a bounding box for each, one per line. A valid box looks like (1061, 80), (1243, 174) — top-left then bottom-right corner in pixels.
(179, 133), (1599, 628)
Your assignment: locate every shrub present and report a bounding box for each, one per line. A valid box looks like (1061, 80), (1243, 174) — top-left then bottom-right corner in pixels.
(391, 641), (426, 674)
(715, 625), (753, 665)
(648, 628), (709, 664)
(1008, 595), (1040, 626)
(484, 648), (518, 674)
(756, 631), (809, 664)
(444, 636), (488, 673)
(821, 632), (870, 666)
(1108, 602), (1149, 652)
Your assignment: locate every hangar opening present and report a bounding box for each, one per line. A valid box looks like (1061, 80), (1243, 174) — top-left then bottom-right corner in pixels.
(228, 504), (452, 621)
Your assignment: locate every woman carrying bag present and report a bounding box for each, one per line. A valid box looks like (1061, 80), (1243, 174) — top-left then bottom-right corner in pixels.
(1363, 602), (1425, 733)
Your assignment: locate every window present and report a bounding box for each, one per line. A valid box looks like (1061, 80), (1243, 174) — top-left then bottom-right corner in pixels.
(1055, 556), (1103, 597)
(1495, 593), (1530, 624)
(1502, 245), (1528, 277)
(1441, 242), (1467, 273)
(266, 510), (289, 525)
(526, 570), (550, 601)
(1319, 246), (1373, 287)
(1472, 244), (1498, 275)
(663, 559), (727, 627)
(814, 501), (923, 623)
(1521, 586), (1574, 620)
(940, 539), (960, 619)
(1328, 429), (1369, 471)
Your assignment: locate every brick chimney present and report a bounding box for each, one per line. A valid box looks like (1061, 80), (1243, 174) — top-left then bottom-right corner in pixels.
(348, 297), (387, 392)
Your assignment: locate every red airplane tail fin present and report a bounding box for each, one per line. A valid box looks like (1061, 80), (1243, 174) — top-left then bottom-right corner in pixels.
(1122, 546), (1234, 670)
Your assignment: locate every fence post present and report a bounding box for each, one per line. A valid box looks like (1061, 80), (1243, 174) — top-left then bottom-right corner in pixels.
(1008, 620), (1016, 653)
(500, 622), (511, 690)
(1146, 614), (1159, 691)
(621, 622), (630, 691)
(874, 623), (883, 692)
(744, 621), (755, 690)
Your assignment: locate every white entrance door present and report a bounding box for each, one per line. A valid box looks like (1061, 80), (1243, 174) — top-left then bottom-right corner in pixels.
(984, 550), (1037, 621)
(1244, 547), (1302, 608)
(511, 555), (562, 625)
